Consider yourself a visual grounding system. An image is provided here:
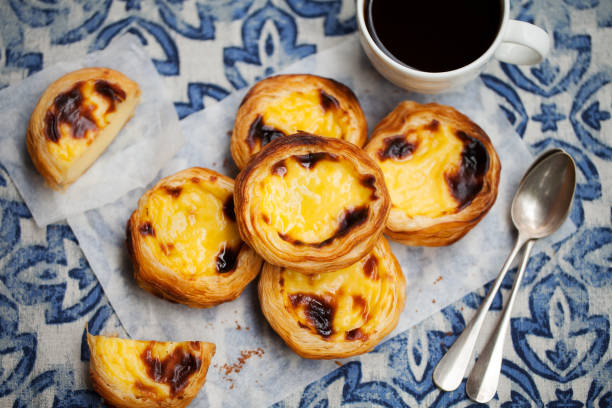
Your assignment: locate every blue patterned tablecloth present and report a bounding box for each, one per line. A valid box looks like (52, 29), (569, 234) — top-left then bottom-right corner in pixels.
(0, 1), (610, 406)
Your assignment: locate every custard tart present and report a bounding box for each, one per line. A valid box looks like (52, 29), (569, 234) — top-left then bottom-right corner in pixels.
(87, 332), (215, 408)
(364, 102), (501, 246)
(259, 237), (405, 359)
(27, 67), (140, 190)
(127, 167), (263, 307)
(231, 74), (367, 169)
(235, 133), (390, 273)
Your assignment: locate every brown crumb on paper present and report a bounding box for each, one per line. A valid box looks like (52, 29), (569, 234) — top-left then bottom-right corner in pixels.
(335, 361), (343, 367)
(432, 299), (436, 304)
(220, 348), (265, 388)
(418, 288), (422, 293)
(433, 276), (443, 285)
(235, 320), (242, 330)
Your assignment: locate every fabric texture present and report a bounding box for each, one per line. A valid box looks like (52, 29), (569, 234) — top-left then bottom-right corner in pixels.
(0, 0), (610, 406)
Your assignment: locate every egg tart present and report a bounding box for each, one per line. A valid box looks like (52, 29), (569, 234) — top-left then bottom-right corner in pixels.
(364, 102), (501, 246)
(127, 167), (263, 307)
(235, 133), (390, 273)
(231, 74), (367, 169)
(27, 67), (140, 190)
(87, 332), (215, 408)
(259, 237), (405, 359)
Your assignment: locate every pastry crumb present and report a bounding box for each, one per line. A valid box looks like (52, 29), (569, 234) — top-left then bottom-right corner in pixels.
(335, 361), (343, 366)
(220, 348), (265, 387)
(433, 275), (443, 284)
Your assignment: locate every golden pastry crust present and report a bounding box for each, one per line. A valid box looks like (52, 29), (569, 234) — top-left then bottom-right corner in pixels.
(235, 133), (390, 274)
(231, 74), (367, 169)
(258, 237), (405, 359)
(87, 332), (215, 408)
(127, 167), (263, 308)
(364, 101), (501, 246)
(26, 67), (140, 190)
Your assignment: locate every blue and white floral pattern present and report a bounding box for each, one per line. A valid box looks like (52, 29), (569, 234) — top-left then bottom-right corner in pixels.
(0, 0), (610, 406)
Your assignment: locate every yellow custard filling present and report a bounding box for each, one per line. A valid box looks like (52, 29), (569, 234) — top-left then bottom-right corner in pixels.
(262, 90), (349, 141)
(281, 243), (396, 341)
(141, 179), (241, 277)
(91, 335), (201, 397)
(46, 80), (124, 165)
(260, 155), (373, 243)
(378, 123), (464, 217)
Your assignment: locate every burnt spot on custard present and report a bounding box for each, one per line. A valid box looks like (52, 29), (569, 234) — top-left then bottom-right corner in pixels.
(352, 295), (370, 321)
(45, 82), (97, 142)
(134, 381), (157, 396)
(345, 328), (368, 341)
(271, 160), (287, 177)
(160, 242), (175, 256)
(277, 206), (369, 248)
(290, 293), (335, 338)
(424, 119), (440, 132)
(319, 89), (340, 111)
(262, 214), (270, 224)
(44, 80), (126, 143)
(360, 174), (379, 200)
(215, 244), (241, 273)
(94, 80), (126, 113)
(141, 343), (202, 396)
(293, 152), (338, 170)
(163, 186), (182, 198)
(247, 115), (285, 149)
(223, 195), (236, 222)
(378, 135), (417, 161)
(363, 255), (378, 280)
(445, 131), (490, 209)
(332, 206), (369, 241)
(139, 222), (155, 237)
(191, 177), (200, 184)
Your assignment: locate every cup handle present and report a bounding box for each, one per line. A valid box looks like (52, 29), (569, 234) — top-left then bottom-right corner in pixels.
(494, 20), (550, 65)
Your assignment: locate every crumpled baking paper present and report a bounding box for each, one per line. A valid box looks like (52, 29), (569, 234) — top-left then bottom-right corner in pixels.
(67, 36), (574, 407)
(0, 34), (184, 226)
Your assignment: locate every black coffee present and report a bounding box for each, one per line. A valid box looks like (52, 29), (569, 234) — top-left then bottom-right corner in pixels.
(366, 0), (503, 73)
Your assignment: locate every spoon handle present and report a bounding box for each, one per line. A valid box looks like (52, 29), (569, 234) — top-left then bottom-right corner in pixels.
(465, 239), (536, 403)
(432, 234), (528, 391)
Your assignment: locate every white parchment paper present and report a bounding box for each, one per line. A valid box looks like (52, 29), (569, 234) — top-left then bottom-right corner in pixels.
(68, 37), (574, 407)
(0, 34), (184, 226)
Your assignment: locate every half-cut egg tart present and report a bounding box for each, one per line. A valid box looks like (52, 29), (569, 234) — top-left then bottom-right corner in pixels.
(231, 74), (367, 169)
(87, 332), (215, 408)
(127, 167), (263, 307)
(235, 133), (390, 273)
(364, 102), (501, 246)
(259, 237), (405, 359)
(27, 67), (140, 190)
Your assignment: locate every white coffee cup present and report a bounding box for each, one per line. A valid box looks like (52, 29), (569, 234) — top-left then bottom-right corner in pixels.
(356, 0), (550, 94)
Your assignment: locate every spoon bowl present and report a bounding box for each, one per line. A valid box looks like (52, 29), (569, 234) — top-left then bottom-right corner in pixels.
(511, 152), (576, 239)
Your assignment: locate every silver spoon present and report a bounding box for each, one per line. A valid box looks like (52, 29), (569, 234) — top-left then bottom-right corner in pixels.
(466, 150), (576, 402)
(433, 149), (576, 394)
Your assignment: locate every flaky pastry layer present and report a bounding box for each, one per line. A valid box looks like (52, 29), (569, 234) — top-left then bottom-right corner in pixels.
(364, 101), (501, 246)
(235, 133), (390, 274)
(27, 67), (140, 190)
(127, 167), (263, 307)
(259, 237), (405, 359)
(87, 331), (215, 408)
(231, 74), (367, 169)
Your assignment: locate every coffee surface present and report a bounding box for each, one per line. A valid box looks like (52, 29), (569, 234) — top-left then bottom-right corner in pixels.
(367, 0), (503, 73)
